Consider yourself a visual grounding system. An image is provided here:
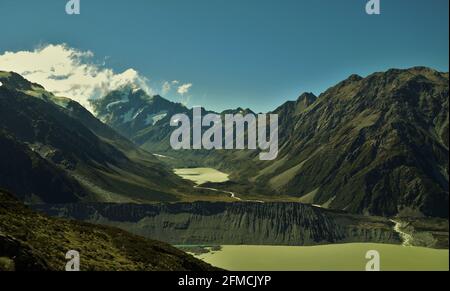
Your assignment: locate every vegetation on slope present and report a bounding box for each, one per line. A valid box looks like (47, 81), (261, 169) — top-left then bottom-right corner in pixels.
(0, 189), (218, 271)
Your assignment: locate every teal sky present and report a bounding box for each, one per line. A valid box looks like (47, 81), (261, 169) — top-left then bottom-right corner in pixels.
(0, 0), (448, 112)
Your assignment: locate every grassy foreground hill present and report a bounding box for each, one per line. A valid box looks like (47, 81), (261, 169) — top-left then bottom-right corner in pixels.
(0, 189), (218, 271)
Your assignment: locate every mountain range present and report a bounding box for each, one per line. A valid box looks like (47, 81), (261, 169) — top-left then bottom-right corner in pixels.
(88, 67), (449, 218)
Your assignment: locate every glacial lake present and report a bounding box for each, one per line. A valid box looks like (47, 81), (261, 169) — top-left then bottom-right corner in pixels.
(174, 168), (230, 185)
(191, 244), (449, 271)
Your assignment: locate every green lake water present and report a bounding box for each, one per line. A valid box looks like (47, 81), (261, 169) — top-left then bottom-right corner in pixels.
(174, 168), (230, 185)
(193, 244), (449, 271)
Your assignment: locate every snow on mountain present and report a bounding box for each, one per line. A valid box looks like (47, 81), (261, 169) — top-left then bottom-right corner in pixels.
(90, 85), (187, 139)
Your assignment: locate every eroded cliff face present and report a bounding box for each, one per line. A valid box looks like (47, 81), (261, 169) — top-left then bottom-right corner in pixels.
(34, 202), (401, 246)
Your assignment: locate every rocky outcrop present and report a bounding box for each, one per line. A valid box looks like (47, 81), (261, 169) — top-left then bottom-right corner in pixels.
(0, 234), (49, 271)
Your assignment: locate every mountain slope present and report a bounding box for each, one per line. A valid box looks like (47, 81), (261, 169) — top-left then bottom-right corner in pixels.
(0, 130), (88, 203)
(0, 71), (194, 204)
(234, 67), (449, 217)
(0, 189), (218, 271)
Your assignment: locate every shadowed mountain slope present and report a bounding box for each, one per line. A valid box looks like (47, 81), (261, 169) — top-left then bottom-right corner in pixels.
(0, 71), (194, 204)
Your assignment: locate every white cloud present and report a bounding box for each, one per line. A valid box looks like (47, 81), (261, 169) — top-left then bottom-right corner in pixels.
(0, 44), (153, 112)
(161, 80), (187, 96)
(177, 83), (193, 95)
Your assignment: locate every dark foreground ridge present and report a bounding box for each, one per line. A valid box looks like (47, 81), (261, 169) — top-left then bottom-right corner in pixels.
(0, 189), (219, 271)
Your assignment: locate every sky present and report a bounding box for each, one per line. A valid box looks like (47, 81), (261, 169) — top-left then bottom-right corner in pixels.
(0, 0), (448, 113)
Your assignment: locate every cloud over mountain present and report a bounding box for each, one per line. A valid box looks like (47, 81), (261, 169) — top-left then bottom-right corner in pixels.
(177, 83), (193, 95)
(0, 44), (153, 112)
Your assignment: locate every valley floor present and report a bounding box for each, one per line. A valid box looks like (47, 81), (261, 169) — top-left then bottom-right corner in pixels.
(173, 167), (298, 202)
(188, 244), (449, 271)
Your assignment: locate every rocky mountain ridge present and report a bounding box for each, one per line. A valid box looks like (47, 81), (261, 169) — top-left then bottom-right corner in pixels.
(91, 67), (449, 217)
